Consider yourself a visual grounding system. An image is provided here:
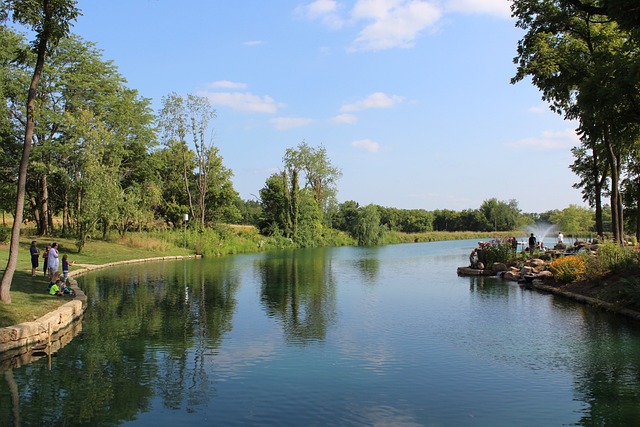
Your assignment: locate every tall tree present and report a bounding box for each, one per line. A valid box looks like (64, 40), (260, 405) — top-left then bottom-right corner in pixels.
(158, 93), (195, 222)
(0, 0), (80, 303)
(570, 140), (608, 236)
(258, 172), (290, 237)
(511, 0), (640, 244)
(158, 93), (217, 227)
(186, 94), (216, 225)
(27, 35), (126, 235)
(283, 142), (342, 221)
(352, 204), (383, 246)
(480, 198), (521, 231)
(0, 27), (28, 220)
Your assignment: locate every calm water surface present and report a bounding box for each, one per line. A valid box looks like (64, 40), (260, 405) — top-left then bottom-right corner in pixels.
(2, 239), (640, 426)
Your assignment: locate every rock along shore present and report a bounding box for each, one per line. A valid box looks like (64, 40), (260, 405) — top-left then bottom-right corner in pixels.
(0, 255), (201, 363)
(459, 256), (640, 323)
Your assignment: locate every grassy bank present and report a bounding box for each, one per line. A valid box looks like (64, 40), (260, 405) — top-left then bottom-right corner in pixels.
(0, 232), (192, 328)
(383, 230), (517, 244)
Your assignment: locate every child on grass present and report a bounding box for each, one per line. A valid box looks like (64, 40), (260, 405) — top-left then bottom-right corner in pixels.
(61, 254), (73, 282)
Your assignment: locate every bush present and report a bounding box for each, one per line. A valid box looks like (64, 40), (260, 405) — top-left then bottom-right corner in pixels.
(596, 241), (637, 272)
(0, 225), (9, 244)
(549, 255), (586, 282)
(477, 238), (514, 267)
(602, 276), (640, 311)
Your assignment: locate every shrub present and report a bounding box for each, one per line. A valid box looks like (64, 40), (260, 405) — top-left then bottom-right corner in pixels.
(476, 238), (514, 267)
(596, 241), (637, 272)
(601, 276), (640, 311)
(0, 225), (9, 244)
(549, 255), (586, 282)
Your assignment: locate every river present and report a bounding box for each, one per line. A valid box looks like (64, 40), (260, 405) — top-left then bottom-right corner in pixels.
(1, 239), (639, 426)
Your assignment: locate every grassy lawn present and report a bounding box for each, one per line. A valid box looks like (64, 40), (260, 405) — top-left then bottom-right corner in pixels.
(0, 232), (192, 328)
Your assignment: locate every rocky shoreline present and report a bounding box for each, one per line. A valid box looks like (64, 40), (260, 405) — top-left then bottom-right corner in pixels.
(458, 252), (640, 323)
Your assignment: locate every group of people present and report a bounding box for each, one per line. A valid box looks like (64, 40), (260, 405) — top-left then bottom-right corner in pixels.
(527, 231), (565, 255)
(29, 240), (74, 296)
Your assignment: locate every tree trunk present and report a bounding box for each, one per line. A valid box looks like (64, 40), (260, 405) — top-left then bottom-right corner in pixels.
(181, 142), (195, 223)
(39, 173), (49, 235)
(616, 151), (624, 243)
(592, 149), (605, 237)
(603, 131), (622, 245)
(62, 187), (69, 236)
(0, 30), (49, 303)
(290, 169), (299, 238)
(636, 199), (640, 243)
(30, 195), (40, 233)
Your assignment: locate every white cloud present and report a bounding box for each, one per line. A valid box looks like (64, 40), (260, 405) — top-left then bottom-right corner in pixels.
(445, 0), (511, 18)
(340, 92), (405, 112)
(332, 113), (359, 124)
(349, 0), (442, 51)
(202, 91), (284, 113)
(352, 138), (380, 153)
(294, 0), (345, 29)
(296, 0), (509, 52)
(507, 128), (580, 150)
(528, 104), (547, 114)
(269, 116), (314, 130)
(207, 80), (248, 90)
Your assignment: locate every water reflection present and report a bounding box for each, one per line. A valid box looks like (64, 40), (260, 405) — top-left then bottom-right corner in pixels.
(573, 313), (640, 425)
(257, 249), (337, 344)
(0, 259), (242, 425)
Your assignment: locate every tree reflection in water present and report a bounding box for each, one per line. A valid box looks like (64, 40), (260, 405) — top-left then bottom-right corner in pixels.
(258, 248), (337, 344)
(0, 259), (240, 426)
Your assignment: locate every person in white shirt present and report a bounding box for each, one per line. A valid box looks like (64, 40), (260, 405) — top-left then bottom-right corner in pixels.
(47, 242), (59, 280)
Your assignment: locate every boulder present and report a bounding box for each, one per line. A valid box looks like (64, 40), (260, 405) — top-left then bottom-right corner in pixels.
(524, 259), (545, 268)
(537, 270), (553, 279)
(503, 271), (520, 281)
(492, 262), (508, 272)
(520, 265), (534, 276)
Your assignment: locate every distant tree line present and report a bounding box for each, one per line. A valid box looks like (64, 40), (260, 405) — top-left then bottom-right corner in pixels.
(328, 200), (602, 245)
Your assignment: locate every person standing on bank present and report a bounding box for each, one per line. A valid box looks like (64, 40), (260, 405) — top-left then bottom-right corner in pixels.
(528, 233), (537, 257)
(61, 254), (73, 282)
(43, 245), (50, 276)
(30, 241), (39, 277)
(47, 243), (59, 281)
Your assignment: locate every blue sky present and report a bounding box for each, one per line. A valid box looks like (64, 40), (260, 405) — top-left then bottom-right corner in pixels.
(70, 0), (586, 213)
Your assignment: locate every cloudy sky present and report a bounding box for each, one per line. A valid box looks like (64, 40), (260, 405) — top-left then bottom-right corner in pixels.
(70, 0), (586, 213)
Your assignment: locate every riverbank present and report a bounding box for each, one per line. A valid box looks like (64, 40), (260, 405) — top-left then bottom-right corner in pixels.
(0, 255), (200, 359)
(529, 269), (640, 322)
(0, 233), (194, 327)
